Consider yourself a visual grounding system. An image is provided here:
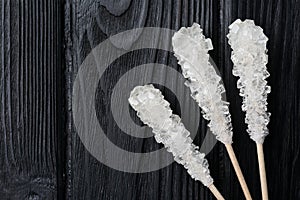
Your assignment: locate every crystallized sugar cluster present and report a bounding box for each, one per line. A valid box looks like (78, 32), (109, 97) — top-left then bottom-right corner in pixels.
(129, 85), (213, 186)
(172, 23), (233, 144)
(227, 19), (270, 144)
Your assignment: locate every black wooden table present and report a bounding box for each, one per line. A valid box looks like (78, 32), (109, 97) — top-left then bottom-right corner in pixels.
(0, 0), (299, 199)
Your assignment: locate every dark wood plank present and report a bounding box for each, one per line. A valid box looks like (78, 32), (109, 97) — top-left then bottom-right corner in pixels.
(1, 0), (298, 199)
(66, 0), (227, 199)
(66, 0), (300, 199)
(0, 0), (65, 199)
(220, 0), (300, 199)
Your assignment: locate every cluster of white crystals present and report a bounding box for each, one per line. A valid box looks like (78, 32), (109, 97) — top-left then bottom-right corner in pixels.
(172, 23), (233, 144)
(128, 84), (214, 187)
(227, 19), (271, 144)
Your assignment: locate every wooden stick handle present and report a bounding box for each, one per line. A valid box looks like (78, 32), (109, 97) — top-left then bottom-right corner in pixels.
(225, 144), (252, 200)
(208, 184), (225, 200)
(256, 143), (269, 200)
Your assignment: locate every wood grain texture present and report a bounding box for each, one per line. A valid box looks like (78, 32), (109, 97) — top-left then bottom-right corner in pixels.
(1, 0), (299, 199)
(65, 0), (300, 199)
(66, 0), (226, 199)
(220, 0), (300, 199)
(0, 0), (65, 199)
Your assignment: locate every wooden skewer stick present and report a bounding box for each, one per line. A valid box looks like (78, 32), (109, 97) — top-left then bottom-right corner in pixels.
(225, 144), (252, 200)
(256, 143), (268, 200)
(208, 184), (225, 200)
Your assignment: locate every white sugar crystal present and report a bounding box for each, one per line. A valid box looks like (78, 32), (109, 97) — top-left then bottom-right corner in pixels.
(227, 19), (270, 144)
(172, 23), (233, 144)
(129, 85), (213, 186)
